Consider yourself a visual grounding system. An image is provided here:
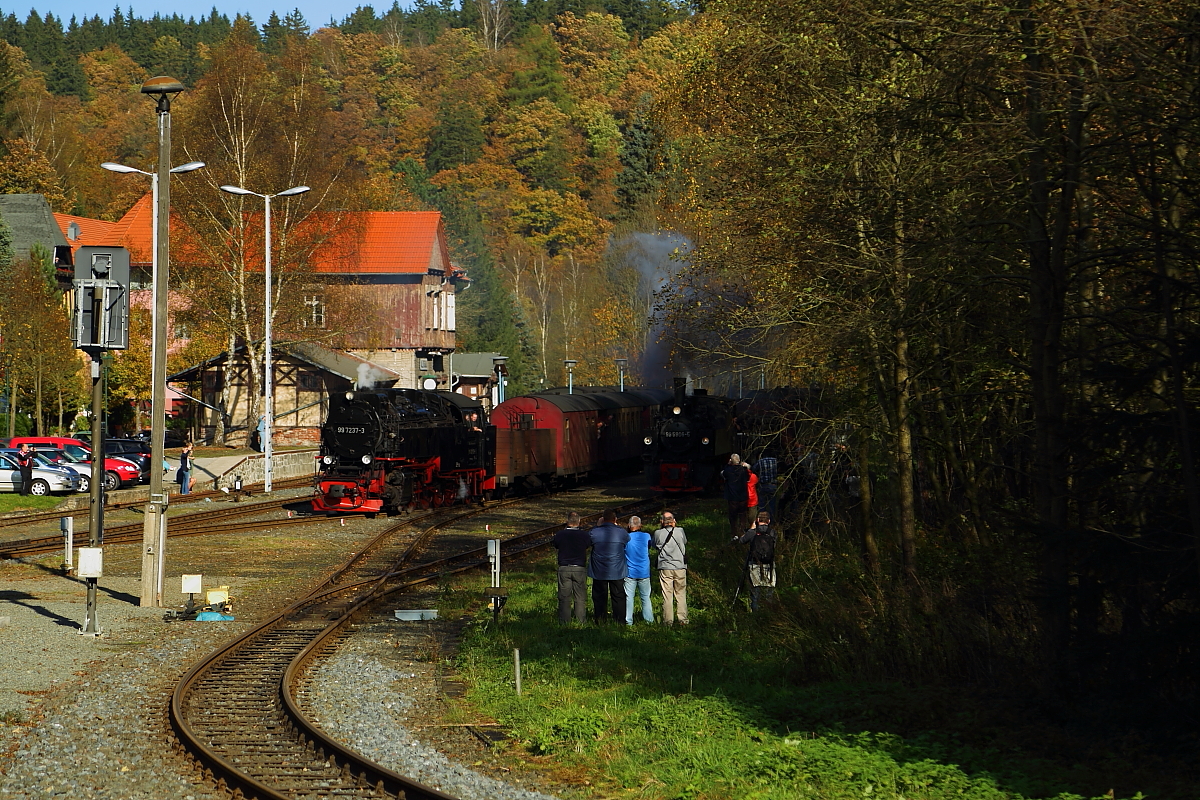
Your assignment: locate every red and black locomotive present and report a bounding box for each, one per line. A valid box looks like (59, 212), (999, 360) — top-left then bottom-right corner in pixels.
(314, 388), (490, 514)
(643, 379), (742, 493)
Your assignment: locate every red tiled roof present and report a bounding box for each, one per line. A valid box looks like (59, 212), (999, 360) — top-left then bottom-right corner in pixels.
(309, 211), (449, 275)
(57, 200), (450, 276)
(55, 194), (183, 266)
(55, 213), (119, 247)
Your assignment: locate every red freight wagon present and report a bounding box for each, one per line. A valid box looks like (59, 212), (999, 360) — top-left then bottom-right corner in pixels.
(491, 388), (671, 492)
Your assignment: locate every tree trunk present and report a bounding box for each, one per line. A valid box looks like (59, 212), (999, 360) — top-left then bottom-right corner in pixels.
(857, 430), (879, 577)
(894, 325), (917, 588)
(1021, 10), (1087, 667)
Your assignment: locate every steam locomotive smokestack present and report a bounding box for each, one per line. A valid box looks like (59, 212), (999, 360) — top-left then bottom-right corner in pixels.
(674, 377), (686, 407)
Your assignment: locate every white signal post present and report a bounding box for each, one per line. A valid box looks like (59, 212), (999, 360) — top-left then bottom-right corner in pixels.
(218, 183), (310, 492)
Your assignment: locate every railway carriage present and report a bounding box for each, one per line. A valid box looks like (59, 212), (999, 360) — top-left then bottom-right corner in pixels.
(490, 388), (672, 493)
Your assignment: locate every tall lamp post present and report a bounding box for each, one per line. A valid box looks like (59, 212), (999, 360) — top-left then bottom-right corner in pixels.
(614, 358), (628, 392)
(103, 158), (202, 609)
(135, 75), (185, 609)
(219, 183), (311, 493)
(564, 359), (577, 395)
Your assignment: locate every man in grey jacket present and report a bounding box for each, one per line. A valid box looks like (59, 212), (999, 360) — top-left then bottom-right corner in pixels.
(653, 511), (688, 625)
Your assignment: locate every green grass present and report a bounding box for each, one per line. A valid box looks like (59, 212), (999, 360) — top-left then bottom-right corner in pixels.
(0, 494), (64, 514)
(440, 506), (1166, 800)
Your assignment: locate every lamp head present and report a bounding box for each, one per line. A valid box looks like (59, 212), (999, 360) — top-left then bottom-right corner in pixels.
(141, 76), (185, 95)
(277, 185), (311, 197)
(171, 161), (205, 173)
(220, 185), (256, 196)
(100, 162), (145, 175)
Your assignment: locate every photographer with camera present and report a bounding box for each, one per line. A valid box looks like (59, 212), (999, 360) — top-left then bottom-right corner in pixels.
(653, 511), (688, 625)
(735, 510), (777, 611)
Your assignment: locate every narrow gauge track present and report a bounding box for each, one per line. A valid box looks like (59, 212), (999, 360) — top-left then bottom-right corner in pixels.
(0, 475), (314, 532)
(169, 495), (660, 800)
(0, 494), (317, 559)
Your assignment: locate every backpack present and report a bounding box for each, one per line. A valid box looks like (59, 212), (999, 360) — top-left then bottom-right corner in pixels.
(749, 529), (775, 563)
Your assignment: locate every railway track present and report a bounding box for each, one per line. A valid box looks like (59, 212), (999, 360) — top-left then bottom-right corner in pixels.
(0, 494), (319, 559)
(169, 496), (661, 800)
(0, 475), (314, 532)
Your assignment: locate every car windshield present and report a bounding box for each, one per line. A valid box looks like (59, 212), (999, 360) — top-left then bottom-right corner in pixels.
(58, 450), (87, 463)
(63, 444), (90, 460)
(32, 453), (62, 467)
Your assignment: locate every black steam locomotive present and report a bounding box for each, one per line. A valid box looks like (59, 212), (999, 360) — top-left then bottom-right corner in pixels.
(315, 388), (490, 513)
(643, 381), (741, 493)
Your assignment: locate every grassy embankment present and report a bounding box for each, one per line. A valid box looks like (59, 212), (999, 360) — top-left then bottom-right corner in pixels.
(435, 502), (1175, 800)
(0, 495), (62, 515)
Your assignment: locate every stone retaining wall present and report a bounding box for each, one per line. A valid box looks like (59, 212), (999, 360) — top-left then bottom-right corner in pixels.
(214, 449), (319, 486)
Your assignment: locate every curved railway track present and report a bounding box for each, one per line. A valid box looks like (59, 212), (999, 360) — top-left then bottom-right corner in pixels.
(170, 496), (661, 800)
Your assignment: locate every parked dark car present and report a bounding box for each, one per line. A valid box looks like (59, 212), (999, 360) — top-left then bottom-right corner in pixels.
(135, 429), (188, 448)
(103, 439), (153, 483)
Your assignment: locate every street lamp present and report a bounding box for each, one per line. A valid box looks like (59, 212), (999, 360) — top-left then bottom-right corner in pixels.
(564, 359), (577, 395)
(100, 160), (204, 407)
(102, 158), (203, 610)
(492, 356), (508, 406)
(219, 183), (311, 493)
(131, 74), (185, 610)
(614, 358), (628, 392)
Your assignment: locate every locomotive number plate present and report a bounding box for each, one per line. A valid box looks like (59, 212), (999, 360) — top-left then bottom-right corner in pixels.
(337, 426), (367, 434)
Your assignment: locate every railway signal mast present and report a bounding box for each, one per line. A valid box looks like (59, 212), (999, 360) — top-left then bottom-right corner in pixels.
(71, 246), (131, 634)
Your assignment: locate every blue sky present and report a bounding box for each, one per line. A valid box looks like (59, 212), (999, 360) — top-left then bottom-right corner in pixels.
(8, 1), (385, 29)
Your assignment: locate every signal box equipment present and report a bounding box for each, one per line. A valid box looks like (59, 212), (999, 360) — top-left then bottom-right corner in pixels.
(72, 247), (130, 351)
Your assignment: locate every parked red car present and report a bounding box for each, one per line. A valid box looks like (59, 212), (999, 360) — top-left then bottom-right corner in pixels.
(11, 437), (142, 490)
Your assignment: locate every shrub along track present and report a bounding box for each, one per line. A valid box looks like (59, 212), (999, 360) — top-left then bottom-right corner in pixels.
(168, 495), (662, 800)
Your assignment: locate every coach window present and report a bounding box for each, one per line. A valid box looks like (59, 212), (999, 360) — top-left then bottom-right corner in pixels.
(565, 418), (570, 443)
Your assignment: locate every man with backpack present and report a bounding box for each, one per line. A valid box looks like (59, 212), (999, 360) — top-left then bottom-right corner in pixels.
(736, 510), (776, 611)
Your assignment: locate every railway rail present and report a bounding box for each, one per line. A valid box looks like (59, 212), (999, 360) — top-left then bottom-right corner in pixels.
(0, 493), (319, 560)
(169, 496), (661, 800)
(0, 475), (314, 532)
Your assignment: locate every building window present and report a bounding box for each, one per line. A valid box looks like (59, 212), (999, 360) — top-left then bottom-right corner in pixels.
(446, 292), (456, 332)
(203, 371), (224, 392)
(174, 321), (190, 339)
(303, 294), (325, 328)
(299, 371), (322, 391)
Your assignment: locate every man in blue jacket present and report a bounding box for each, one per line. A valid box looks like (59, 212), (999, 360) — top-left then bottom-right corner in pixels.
(588, 508), (630, 624)
(624, 516), (654, 625)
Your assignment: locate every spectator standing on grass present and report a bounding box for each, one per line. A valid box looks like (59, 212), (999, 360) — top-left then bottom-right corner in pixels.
(722, 454), (750, 538)
(653, 511), (688, 625)
(588, 509), (630, 624)
(737, 510), (777, 611)
(624, 516), (654, 625)
(15, 443), (34, 496)
(178, 441), (196, 495)
(552, 511), (590, 623)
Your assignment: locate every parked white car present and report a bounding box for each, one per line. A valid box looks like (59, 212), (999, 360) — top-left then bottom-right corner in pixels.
(0, 450), (83, 495)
